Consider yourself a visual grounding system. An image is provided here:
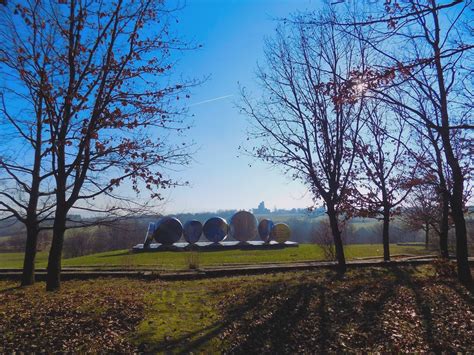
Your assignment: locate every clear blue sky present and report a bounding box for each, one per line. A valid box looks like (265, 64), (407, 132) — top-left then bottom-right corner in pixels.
(161, 0), (320, 213)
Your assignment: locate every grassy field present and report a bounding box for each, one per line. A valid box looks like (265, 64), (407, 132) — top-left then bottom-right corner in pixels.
(0, 265), (472, 352)
(0, 244), (428, 270)
(0, 251), (50, 269)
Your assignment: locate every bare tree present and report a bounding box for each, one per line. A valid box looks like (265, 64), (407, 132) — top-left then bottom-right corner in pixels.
(240, 12), (367, 273)
(351, 103), (417, 261)
(312, 219), (336, 261)
(402, 184), (440, 249)
(402, 124), (470, 257)
(336, 0), (473, 284)
(0, 1), (56, 285)
(1, 0), (196, 291)
(411, 123), (452, 257)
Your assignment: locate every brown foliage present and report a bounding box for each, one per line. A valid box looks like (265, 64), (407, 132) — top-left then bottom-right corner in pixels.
(0, 267), (473, 352)
(221, 268), (474, 353)
(0, 279), (153, 352)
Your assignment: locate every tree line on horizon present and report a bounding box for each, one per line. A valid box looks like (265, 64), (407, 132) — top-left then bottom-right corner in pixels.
(2, 211), (459, 261)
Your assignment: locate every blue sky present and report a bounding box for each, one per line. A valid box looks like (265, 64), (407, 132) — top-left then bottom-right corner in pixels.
(161, 0), (320, 213)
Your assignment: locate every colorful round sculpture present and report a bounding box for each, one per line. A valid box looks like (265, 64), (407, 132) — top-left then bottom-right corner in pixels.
(258, 219), (274, 243)
(203, 217), (228, 243)
(153, 217), (183, 245)
(270, 223), (291, 243)
(183, 220), (203, 244)
(229, 211), (258, 242)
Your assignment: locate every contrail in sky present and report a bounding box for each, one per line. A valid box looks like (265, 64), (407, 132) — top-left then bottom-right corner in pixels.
(190, 94), (233, 107)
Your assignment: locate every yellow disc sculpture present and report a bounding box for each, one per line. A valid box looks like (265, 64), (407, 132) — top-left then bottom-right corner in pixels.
(270, 223), (291, 243)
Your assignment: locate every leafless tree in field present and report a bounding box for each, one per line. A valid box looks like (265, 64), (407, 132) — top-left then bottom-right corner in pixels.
(351, 103), (418, 261)
(0, 1), (57, 285)
(240, 12), (368, 273)
(402, 184), (441, 249)
(407, 114), (471, 259)
(333, 0), (473, 284)
(0, 0), (197, 291)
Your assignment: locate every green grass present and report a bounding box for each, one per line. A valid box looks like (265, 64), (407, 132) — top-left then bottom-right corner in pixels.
(0, 265), (472, 352)
(0, 244), (427, 270)
(0, 251), (49, 268)
(132, 280), (225, 352)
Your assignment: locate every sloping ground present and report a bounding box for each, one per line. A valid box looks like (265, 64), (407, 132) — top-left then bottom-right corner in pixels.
(0, 244), (427, 269)
(0, 265), (472, 353)
(0, 256), (457, 282)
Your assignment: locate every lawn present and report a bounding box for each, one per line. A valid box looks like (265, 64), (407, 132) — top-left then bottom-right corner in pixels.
(0, 265), (472, 352)
(0, 244), (428, 270)
(0, 251), (49, 269)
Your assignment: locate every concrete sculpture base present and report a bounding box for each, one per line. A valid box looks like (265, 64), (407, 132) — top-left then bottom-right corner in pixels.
(132, 240), (298, 252)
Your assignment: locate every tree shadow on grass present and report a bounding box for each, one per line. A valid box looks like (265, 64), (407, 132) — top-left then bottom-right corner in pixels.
(135, 321), (225, 353)
(228, 282), (319, 354)
(315, 267), (406, 352)
(135, 282), (290, 353)
(389, 267), (439, 352)
(135, 267), (471, 353)
(194, 270), (402, 354)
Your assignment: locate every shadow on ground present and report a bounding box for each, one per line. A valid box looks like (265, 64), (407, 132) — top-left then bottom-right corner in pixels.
(143, 267), (474, 353)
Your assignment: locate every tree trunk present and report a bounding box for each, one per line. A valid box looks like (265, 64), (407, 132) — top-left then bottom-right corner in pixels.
(425, 224), (429, 250)
(442, 138), (471, 284)
(382, 209), (390, 262)
(20, 86), (44, 287)
(327, 203), (346, 274)
(46, 210), (67, 291)
(428, 126), (450, 259)
(451, 192), (472, 285)
(21, 224), (39, 286)
(430, 18), (471, 284)
(439, 190), (449, 259)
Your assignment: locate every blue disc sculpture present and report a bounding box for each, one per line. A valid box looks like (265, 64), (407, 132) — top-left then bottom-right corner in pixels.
(203, 217), (228, 243)
(258, 219), (274, 243)
(183, 220), (203, 244)
(153, 217), (183, 245)
(229, 211), (258, 242)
